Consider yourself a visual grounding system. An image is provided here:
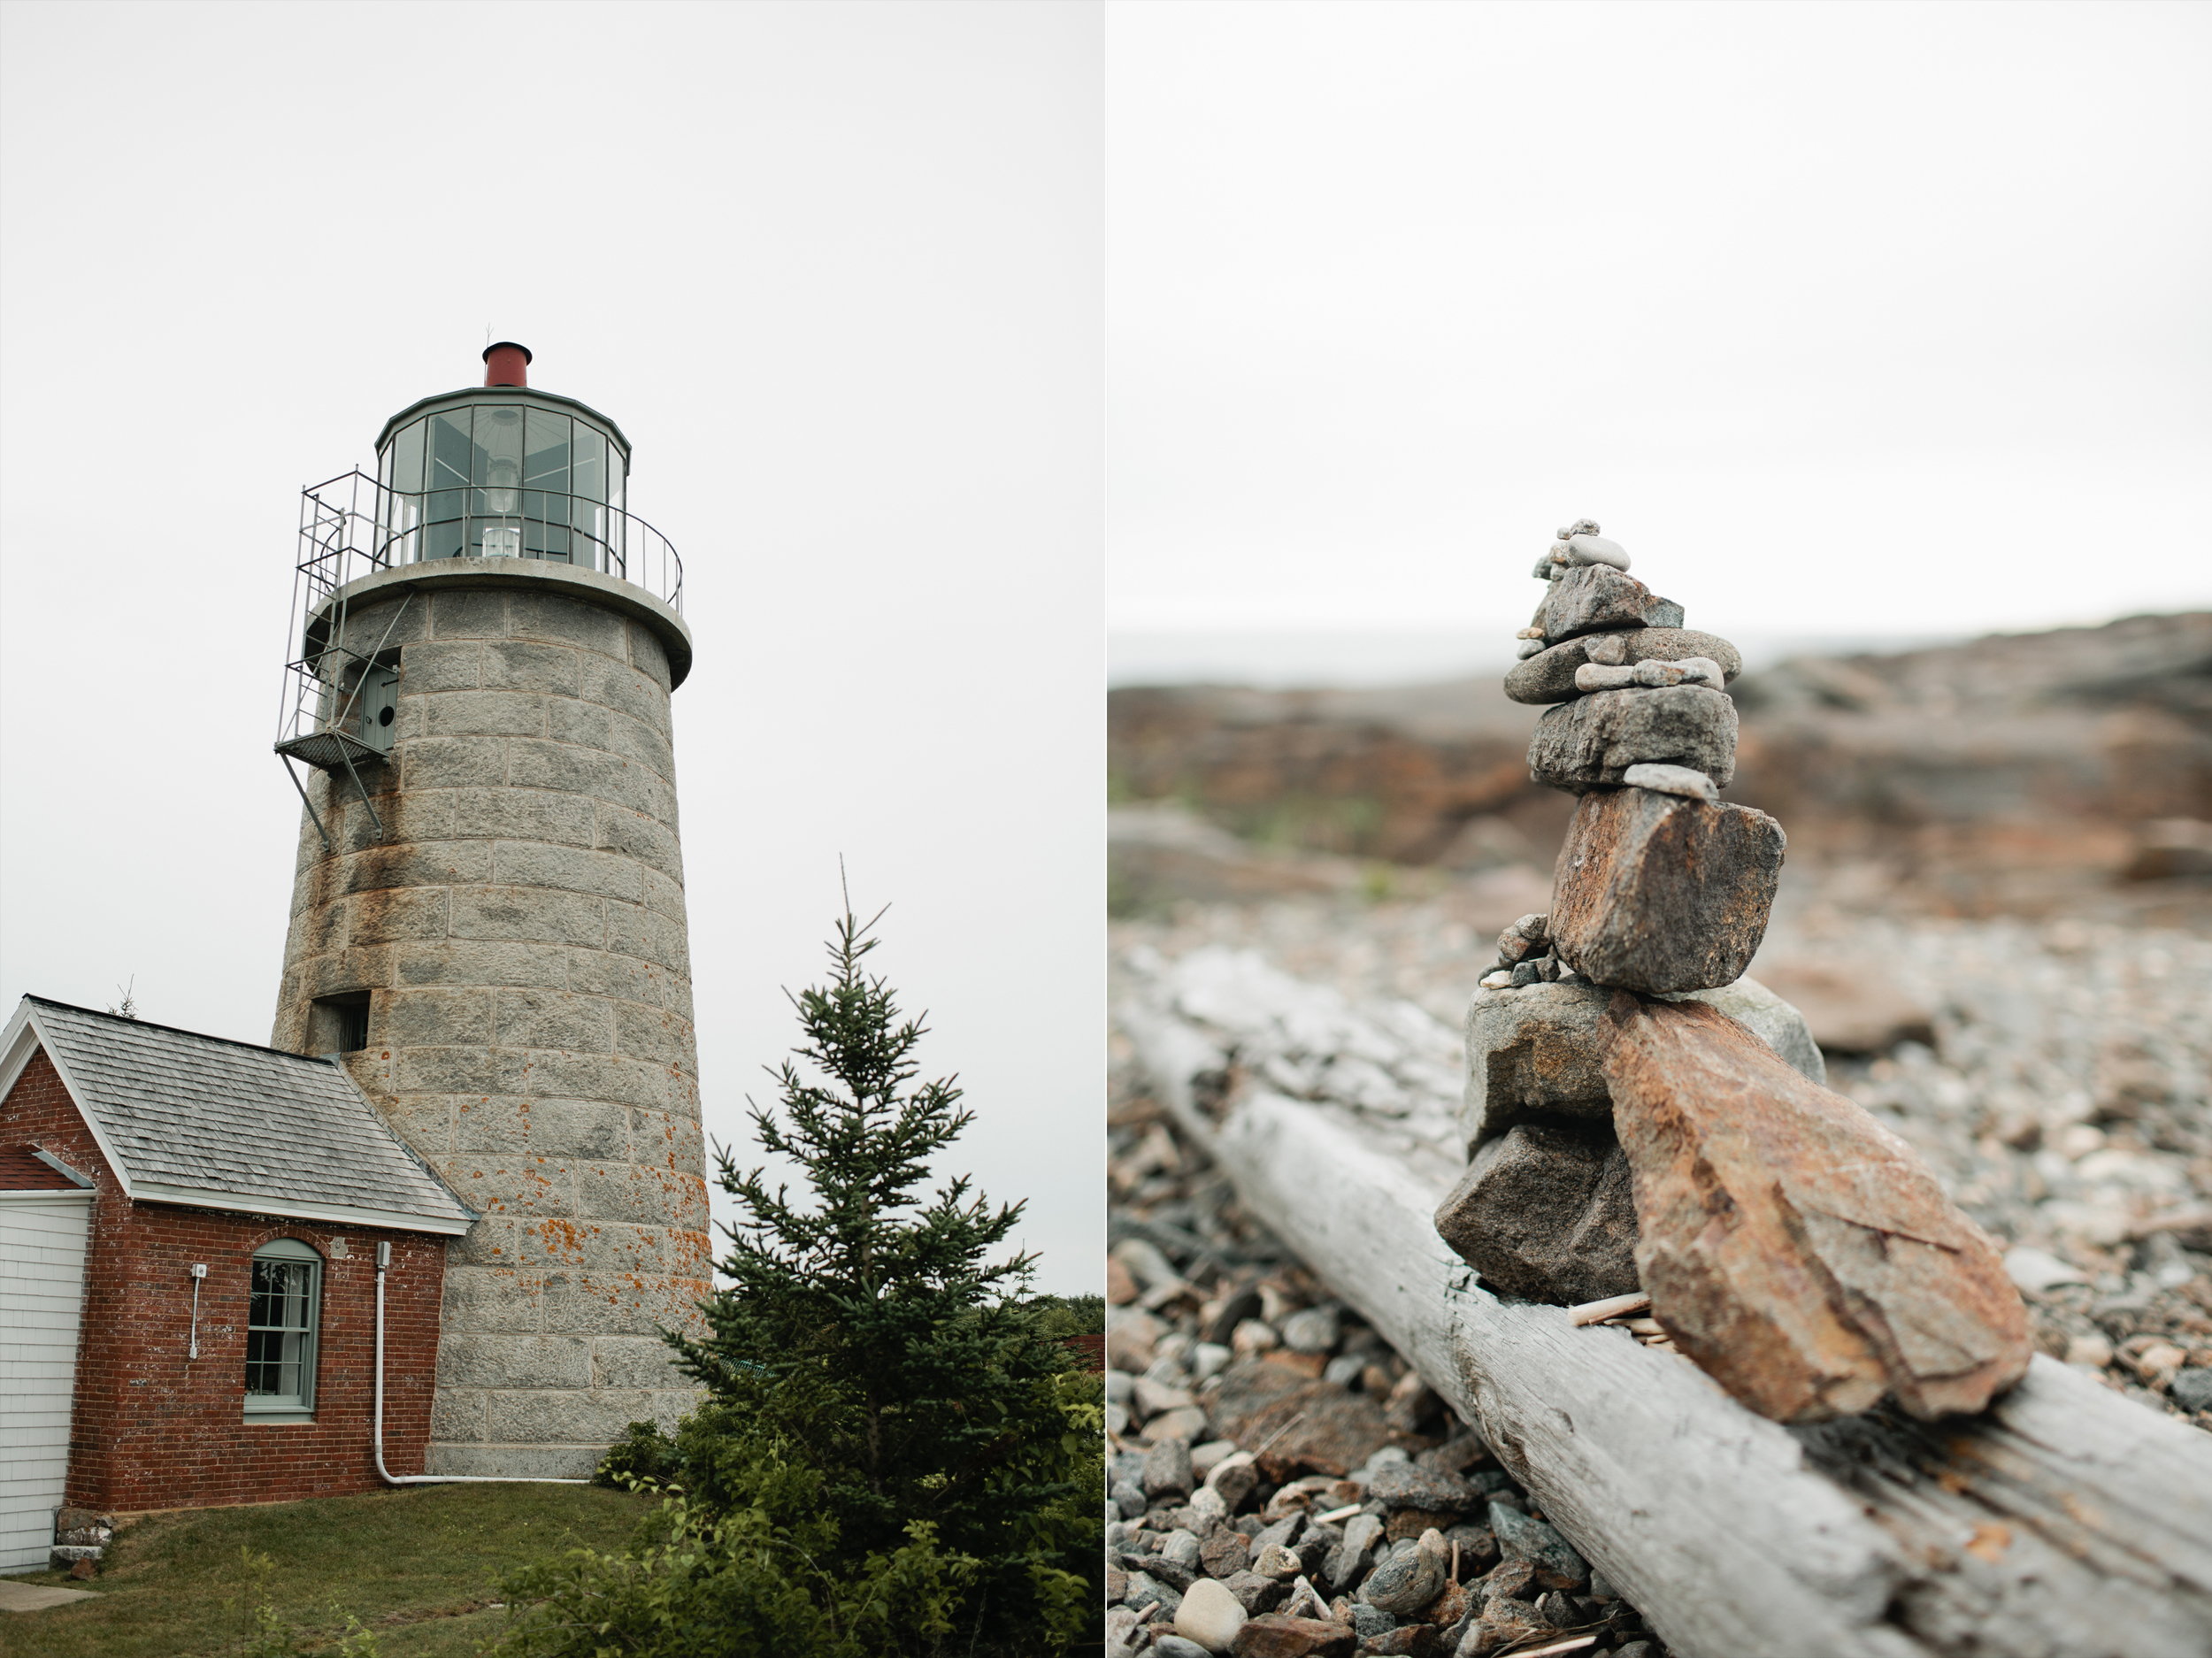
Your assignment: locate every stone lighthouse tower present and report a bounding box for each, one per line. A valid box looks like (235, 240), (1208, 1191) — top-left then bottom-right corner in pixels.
(271, 344), (710, 1478)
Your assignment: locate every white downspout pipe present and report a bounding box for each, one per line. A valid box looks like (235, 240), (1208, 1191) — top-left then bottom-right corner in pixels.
(374, 1240), (588, 1486)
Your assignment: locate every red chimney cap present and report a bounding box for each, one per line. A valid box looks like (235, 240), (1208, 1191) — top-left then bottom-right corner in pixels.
(482, 342), (533, 388)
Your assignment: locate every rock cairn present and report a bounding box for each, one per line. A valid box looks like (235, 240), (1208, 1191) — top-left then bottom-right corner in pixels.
(1435, 521), (2035, 1424)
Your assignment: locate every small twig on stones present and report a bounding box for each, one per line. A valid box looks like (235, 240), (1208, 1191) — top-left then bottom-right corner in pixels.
(1566, 1291), (1651, 1327)
(1449, 1539), (1461, 1583)
(1315, 1502), (1363, 1524)
(1254, 1410), (1308, 1457)
(1499, 1638), (1600, 1658)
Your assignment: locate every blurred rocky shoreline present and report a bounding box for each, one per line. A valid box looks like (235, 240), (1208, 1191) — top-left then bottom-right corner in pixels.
(1103, 614), (2212, 1656)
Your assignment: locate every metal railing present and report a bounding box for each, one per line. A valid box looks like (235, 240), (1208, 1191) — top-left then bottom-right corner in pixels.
(273, 469), (684, 850)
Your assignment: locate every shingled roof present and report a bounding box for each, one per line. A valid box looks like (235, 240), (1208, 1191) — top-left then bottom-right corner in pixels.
(1, 996), (473, 1235)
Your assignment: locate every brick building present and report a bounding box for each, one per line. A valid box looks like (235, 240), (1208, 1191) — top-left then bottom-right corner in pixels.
(0, 996), (472, 1572)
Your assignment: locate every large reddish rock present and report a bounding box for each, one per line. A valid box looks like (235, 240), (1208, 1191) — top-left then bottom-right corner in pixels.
(1525, 686), (1738, 792)
(1432, 1122), (1640, 1304)
(1549, 787), (1782, 993)
(1599, 994), (2032, 1422)
(1209, 1355), (1414, 1476)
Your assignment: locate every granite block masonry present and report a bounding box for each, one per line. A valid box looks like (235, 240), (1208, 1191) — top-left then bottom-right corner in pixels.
(271, 357), (710, 1478)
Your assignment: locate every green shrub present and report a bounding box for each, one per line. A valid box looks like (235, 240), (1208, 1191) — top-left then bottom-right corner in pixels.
(594, 1420), (680, 1491)
(492, 902), (1101, 1655)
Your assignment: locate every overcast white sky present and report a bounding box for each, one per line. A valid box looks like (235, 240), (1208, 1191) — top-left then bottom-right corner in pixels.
(1108, 2), (2212, 669)
(6, 1), (2208, 1298)
(0, 4), (1102, 1293)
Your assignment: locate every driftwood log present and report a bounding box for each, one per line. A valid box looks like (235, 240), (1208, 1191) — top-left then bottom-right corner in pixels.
(1117, 947), (2212, 1658)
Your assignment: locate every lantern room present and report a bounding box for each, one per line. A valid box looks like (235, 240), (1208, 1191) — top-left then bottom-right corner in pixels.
(272, 342), (688, 848)
(373, 342), (634, 575)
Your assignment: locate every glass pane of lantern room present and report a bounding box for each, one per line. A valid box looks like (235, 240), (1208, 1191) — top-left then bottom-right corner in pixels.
(605, 448), (626, 578)
(572, 425), (607, 572)
(389, 419), (426, 562)
(524, 410), (572, 562)
(424, 409), (473, 558)
(472, 403), (525, 555)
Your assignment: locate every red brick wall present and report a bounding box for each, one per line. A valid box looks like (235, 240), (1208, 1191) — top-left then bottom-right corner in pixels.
(1063, 1332), (1105, 1372)
(4, 1047), (449, 1511)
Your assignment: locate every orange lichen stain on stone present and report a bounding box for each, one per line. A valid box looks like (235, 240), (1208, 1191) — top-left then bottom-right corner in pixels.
(1963, 1524), (2011, 1564)
(1936, 1469), (1970, 1496)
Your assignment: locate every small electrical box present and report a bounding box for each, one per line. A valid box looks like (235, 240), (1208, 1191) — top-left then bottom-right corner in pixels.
(358, 667), (401, 756)
(376, 1242), (392, 1269)
(189, 1263), (207, 1279)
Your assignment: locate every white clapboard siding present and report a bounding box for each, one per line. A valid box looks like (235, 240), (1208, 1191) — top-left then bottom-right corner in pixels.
(0, 1194), (91, 1574)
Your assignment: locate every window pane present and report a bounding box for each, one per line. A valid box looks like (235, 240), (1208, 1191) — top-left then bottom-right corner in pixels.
(426, 410), (473, 492)
(388, 421), (426, 562)
(246, 1257), (315, 1404)
(425, 409), (472, 555)
(525, 411), (570, 491)
(572, 424), (605, 503)
(392, 418), (426, 493)
(474, 403), (524, 506)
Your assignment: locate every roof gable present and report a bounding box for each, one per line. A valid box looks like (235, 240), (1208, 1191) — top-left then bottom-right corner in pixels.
(2, 997), (473, 1235)
(0, 1144), (89, 1192)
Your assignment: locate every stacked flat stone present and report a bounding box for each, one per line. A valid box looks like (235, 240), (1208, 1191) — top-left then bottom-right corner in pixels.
(1435, 522), (2032, 1425)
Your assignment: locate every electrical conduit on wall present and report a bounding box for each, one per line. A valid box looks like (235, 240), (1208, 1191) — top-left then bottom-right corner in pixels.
(373, 1243), (588, 1486)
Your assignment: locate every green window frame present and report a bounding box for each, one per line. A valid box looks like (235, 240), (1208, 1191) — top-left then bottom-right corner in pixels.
(243, 1238), (322, 1420)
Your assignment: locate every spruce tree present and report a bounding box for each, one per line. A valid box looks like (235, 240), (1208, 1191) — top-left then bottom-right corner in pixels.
(666, 901), (1096, 1650)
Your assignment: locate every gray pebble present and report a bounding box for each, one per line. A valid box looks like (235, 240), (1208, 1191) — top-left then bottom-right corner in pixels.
(1143, 1439), (1194, 1501)
(1112, 1479), (1147, 1518)
(1162, 1529), (1202, 1569)
(1150, 1639), (1211, 1658)
(1351, 1601), (1399, 1639)
(1368, 1462), (1482, 1513)
(1222, 1568), (1290, 1616)
(1148, 1554), (1198, 1593)
(1517, 637), (1547, 659)
(1564, 533), (1631, 572)
(1491, 1505), (1590, 1590)
(1325, 1511), (1385, 1591)
(1360, 1539), (1445, 1614)
(2171, 1369), (2212, 1412)
(1124, 1570), (1182, 1618)
(1325, 1354), (1367, 1386)
(1281, 1304), (1341, 1354)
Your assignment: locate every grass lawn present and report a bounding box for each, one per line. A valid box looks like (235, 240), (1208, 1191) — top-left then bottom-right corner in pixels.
(0, 1482), (654, 1658)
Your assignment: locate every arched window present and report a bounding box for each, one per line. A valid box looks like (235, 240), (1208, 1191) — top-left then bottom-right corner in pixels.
(244, 1239), (321, 1419)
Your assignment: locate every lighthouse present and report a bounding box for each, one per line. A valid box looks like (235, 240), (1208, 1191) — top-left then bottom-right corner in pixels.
(270, 345), (709, 1478)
